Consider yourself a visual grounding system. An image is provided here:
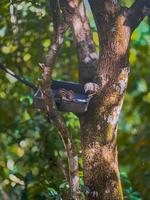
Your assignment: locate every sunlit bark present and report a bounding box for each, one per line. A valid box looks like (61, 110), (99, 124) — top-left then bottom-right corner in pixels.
(47, 0), (150, 199)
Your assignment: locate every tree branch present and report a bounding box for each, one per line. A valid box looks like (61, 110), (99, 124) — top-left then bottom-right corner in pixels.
(88, 0), (119, 15)
(49, 0), (61, 32)
(126, 0), (150, 31)
(0, 63), (37, 91)
(57, 156), (70, 183)
(40, 21), (80, 199)
(61, 0), (98, 83)
(46, 22), (69, 67)
(10, 0), (19, 35)
(88, 0), (120, 36)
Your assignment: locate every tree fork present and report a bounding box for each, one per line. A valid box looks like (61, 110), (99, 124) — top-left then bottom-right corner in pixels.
(79, 0), (149, 199)
(50, 0), (149, 199)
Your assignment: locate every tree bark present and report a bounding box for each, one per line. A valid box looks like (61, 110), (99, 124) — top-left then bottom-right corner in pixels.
(78, 1), (149, 198)
(60, 0), (132, 199)
(48, 0), (149, 199)
(79, 2), (131, 199)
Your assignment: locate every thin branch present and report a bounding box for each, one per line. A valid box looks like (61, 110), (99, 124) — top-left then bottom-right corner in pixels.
(49, 0), (61, 32)
(126, 0), (150, 31)
(57, 156), (70, 183)
(0, 63), (37, 91)
(46, 22), (69, 67)
(10, 0), (19, 35)
(40, 21), (80, 199)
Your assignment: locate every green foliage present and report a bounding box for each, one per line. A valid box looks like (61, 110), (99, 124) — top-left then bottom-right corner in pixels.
(0, 0), (150, 199)
(121, 172), (142, 200)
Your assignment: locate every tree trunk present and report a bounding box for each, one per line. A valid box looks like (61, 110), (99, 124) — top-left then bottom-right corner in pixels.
(79, 11), (131, 200)
(50, 0), (149, 199)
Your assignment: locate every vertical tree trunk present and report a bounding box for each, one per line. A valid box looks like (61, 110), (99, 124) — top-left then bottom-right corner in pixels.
(79, 11), (131, 199)
(51, 0), (149, 199)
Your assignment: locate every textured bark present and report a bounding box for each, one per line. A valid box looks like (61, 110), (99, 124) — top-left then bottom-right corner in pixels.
(77, 2), (129, 199)
(58, 0), (149, 199)
(60, 0), (98, 83)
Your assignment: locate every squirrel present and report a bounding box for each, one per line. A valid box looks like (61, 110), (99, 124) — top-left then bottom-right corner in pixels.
(55, 82), (99, 101)
(55, 88), (75, 101)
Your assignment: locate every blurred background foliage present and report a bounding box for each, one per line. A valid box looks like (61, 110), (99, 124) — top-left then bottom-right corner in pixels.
(0, 0), (150, 199)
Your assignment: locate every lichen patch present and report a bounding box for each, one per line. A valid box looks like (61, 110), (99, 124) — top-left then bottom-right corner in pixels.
(106, 106), (121, 125)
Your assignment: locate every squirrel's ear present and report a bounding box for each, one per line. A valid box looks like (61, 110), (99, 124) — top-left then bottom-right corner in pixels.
(84, 82), (99, 94)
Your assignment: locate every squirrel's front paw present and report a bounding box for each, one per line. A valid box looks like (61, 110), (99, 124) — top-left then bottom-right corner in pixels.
(84, 82), (99, 94)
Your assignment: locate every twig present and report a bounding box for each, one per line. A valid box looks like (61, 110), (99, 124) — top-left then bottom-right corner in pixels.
(0, 63), (37, 91)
